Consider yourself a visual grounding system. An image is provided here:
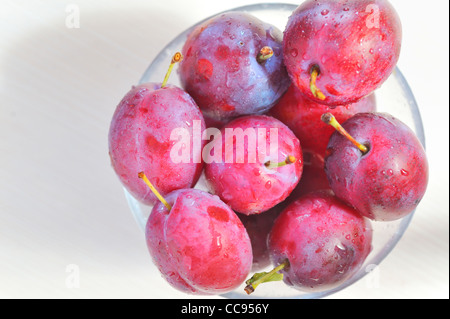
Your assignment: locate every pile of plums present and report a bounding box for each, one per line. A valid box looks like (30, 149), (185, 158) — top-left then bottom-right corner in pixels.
(108, 0), (429, 295)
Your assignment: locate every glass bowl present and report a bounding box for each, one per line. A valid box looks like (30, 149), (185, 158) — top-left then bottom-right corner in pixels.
(124, 3), (425, 299)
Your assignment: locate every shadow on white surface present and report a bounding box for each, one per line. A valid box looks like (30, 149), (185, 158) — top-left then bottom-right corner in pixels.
(0, 4), (220, 299)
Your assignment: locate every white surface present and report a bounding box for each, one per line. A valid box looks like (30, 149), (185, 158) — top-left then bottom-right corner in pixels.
(0, 0), (448, 299)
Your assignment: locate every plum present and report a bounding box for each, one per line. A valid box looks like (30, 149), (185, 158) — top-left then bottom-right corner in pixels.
(179, 11), (290, 122)
(108, 80), (205, 205)
(145, 186), (253, 294)
(323, 112), (429, 221)
(283, 0), (402, 105)
(245, 190), (373, 293)
(204, 115), (303, 215)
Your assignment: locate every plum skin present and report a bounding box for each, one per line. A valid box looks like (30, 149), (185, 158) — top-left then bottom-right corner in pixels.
(268, 190), (373, 292)
(146, 188), (253, 295)
(108, 83), (205, 205)
(268, 84), (377, 159)
(324, 112), (429, 221)
(283, 0), (402, 106)
(179, 11), (291, 122)
(204, 115), (303, 215)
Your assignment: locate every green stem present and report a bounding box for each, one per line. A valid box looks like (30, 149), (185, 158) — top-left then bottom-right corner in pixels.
(244, 259), (289, 295)
(161, 52), (183, 88)
(310, 65), (326, 100)
(321, 113), (369, 154)
(264, 156), (297, 169)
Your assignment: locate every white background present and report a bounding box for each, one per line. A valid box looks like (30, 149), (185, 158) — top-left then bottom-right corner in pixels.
(0, 0), (448, 299)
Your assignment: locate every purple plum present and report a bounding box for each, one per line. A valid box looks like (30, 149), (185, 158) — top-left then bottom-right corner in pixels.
(179, 11), (290, 122)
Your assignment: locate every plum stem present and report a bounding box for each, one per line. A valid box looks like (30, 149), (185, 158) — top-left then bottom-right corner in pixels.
(244, 259), (289, 294)
(138, 172), (172, 211)
(265, 156), (297, 169)
(321, 113), (369, 154)
(310, 65), (326, 101)
(257, 46), (274, 63)
(161, 52), (183, 88)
